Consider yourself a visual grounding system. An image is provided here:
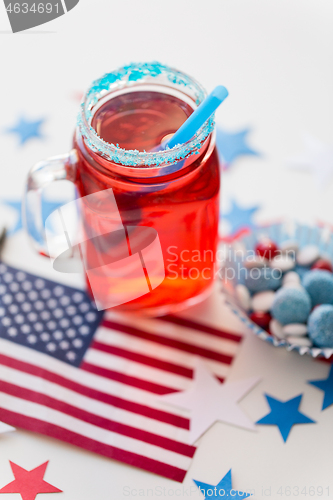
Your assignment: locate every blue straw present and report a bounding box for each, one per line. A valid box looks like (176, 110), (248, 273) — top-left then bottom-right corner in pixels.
(165, 85), (228, 149)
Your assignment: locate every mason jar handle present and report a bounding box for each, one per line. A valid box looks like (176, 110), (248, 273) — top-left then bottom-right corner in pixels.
(23, 149), (78, 257)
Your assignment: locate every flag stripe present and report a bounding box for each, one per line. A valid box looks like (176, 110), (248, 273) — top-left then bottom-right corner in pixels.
(106, 314), (240, 356)
(0, 353), (191, 442)
(81, 362), (177, 395)
(90, 341), (193, 379)
(0, 352), (189, 428)
(0, 379), (195, 457)
(0, 392), (192, 470)
(0, 407), (188, 482)
(88, 347), (226, 390)
(87, 348), (227, 390)
(160, 315), (243, 342)
(85, 349), (196, 392)
(0, 340), (190, 418)
(101, 320), (234, 364)
(96, 327), (232, 376)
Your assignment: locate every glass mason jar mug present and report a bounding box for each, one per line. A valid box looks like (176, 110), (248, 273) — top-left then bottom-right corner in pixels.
(24, 63), (220, 315)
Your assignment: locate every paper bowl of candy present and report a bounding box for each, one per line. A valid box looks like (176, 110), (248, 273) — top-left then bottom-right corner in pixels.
(223, 222), (333, 359)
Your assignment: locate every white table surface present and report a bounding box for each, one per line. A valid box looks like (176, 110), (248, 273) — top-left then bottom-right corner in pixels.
(0, 1), (333, 498)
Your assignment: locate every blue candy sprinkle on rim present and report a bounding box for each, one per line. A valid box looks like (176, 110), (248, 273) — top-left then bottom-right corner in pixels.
(77, 62), (214, 168)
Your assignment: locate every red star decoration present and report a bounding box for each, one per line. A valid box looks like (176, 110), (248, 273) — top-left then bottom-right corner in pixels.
(0, 461), (62, 500)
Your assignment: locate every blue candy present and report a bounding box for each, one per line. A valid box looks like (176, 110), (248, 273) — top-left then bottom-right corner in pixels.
(271, 287), (311, 325)
(244, 267), (282, 294)
(308, 304), (333, 348)
(302, 270), (333, 306)
(294, 265), (311, 281)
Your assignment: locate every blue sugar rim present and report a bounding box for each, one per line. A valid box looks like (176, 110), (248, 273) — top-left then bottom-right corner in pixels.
(77, 62), (214, 168)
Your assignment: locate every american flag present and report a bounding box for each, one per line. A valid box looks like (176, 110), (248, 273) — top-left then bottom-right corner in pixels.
(0, 262), (243, 482)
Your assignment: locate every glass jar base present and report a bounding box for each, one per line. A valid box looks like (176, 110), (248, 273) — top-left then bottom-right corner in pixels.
(110, 283), (214, 318)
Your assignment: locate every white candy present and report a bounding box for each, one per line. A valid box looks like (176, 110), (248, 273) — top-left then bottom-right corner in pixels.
(287, 336), (313, 347)
(297, 245), (320, 266)
(244, 256), (268, 269)
(270, 255), (295, 273)
(280, 240), (299, 256)
(251, 291), (275, 312)
(269, 319), (286, 339)
(235, 284), (251, 312)
(282, 271), (301, 285)
(283, 323), (308, 336)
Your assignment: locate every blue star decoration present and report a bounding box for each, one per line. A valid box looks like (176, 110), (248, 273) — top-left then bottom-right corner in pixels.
(256, 394), (315, 442)
(5, 116), (46, 145)
(222, 199), (261, 235)
(308, 365), (333, 411)
(193, 469), (251, 499)
(216, 127), (260, 169)
(1, 199), (66, 236)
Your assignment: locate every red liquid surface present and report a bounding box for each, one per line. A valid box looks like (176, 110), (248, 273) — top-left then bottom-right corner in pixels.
(75, 91), (220, 314)
(92, 91), (192, 151)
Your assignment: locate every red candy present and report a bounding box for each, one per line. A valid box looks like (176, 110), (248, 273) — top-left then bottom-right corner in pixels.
(311, 259), (333, 273)
(255, 239), (279, 260)
(249, 311), (271, 331)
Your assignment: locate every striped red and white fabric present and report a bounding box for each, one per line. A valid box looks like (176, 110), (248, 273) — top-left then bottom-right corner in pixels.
(0, 266), (243, 482)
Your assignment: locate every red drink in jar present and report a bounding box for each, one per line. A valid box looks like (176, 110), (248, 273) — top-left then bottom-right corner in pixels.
(25, 63), (220, 315)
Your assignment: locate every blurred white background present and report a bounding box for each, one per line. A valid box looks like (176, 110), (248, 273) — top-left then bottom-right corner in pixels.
(1, 0), (333, 224)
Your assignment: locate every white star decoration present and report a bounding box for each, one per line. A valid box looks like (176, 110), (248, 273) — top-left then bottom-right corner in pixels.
(287, 133), (333, 190)
(159, 359), (261, 444)
(0, 421), (15, 434)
